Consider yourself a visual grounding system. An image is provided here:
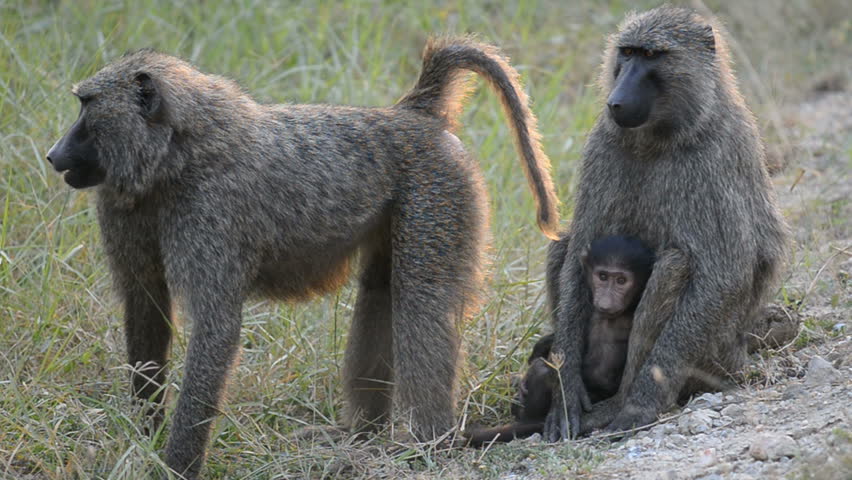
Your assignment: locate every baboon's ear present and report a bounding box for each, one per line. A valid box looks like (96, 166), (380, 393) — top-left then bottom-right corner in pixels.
(580, 249), (590, 269)
(135, 72), (166, 122)
(700, 25), (716, 52)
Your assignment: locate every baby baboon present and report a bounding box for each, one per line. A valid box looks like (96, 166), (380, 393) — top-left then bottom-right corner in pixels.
(545, 6), (789, 441)
(464, 334), (555, 446)
(47, 36), (559, 478)
(580, 235), (654, 402)
(465, 235), (653, 446)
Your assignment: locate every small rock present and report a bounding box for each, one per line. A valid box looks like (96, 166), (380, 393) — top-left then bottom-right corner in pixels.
(690, 392), (724, 410)
(806, 356), (843, 385)
(703, 409), (721, 419)
(678, 409), (713, 435)
(666, 433), (688, 448)
(638, 436), (654, 447)
(720, 404), (745, 419)
(712, 415), (733, 428)
(714, 462), (733, 474)
(697, 448), (717, 468)
(653, 470), (678, 480)
(649, 422), (677, 439)
(793, 425), (819, 439)
(782, 384), (807, 400)
(749, 433), (798, 460)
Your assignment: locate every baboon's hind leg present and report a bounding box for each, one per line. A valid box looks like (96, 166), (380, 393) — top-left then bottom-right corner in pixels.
(389, 159), (486, 440)
(344, 235), (394, 432)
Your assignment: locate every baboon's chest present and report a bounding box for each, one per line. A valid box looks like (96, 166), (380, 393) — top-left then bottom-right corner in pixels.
(601, 155), (692, 242)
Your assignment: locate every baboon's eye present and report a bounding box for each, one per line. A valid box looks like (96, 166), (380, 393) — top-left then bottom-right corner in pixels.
(622, 48), (634, 56)
(645, 50), (656, 58)
(599, 272), (608, 281)
(616, 276), (627, 285)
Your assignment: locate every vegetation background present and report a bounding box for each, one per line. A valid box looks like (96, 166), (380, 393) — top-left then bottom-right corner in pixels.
(1, 0), (849, 478)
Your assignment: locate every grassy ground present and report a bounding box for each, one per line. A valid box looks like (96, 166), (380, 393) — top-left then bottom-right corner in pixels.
(1, 0), (848, 478)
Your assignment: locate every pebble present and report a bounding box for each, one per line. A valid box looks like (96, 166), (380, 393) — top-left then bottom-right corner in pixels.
(665, 433), (688, 449)
(649, 422), (677, 438)
(781, 384), (807, 400)
(711, 416), (730, 428)
(678, 409), (713, 435)
(652, 470), (678, 480)
(806, 356), (843, 385)
(720, 403), (745, 419)
(690, 392), (724, 410)
(748, 433), (799, 460)
(627, 445), (643, 459)
(697, 448), (717, 468)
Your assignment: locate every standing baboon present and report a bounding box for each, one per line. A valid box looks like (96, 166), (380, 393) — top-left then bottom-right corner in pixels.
(544, 7), (789, 441)
(47, 36), (559, 478)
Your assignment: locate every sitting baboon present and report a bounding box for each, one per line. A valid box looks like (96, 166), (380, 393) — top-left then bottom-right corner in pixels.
(46, 36), (559, 478)
(465, 235), (653, 445)
(544, 6), (789, 441)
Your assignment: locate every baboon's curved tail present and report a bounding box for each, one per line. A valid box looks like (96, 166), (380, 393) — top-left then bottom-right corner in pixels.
(396, 35), (560, 240)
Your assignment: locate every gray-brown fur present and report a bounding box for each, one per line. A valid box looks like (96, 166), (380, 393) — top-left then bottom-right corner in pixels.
(544, 6), (789, 441)
(47, 36), (558, 478)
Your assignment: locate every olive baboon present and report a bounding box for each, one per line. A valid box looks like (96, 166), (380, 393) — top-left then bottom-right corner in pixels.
(47, 36), (559, 478)
(465, 235), (653, 445)
(544, 6), (789, 441)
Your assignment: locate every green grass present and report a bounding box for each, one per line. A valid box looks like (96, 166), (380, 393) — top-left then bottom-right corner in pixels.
(1, 0), (849, 478)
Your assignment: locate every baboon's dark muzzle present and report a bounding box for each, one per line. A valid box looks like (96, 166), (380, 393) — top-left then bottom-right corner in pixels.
(607, 60), (656, 129)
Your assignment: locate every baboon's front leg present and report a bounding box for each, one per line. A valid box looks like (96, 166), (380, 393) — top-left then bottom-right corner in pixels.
(99, 207), (172, 424)
(122, 267), (172, 417)
(544, 250), (594, 442)
(163, 265), (244, 479)
(604, 248), (692, 433)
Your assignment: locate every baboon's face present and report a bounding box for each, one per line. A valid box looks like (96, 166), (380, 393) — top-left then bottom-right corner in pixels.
(604, 8), (719, 132)
(48, 69), (171, 192)
(606, 47), (663, 128)
(46, 96), (106, 188)
(586, 261), (643, 317)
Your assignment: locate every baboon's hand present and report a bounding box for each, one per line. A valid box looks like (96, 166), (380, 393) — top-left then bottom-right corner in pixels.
(543, 377), (591, 442)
